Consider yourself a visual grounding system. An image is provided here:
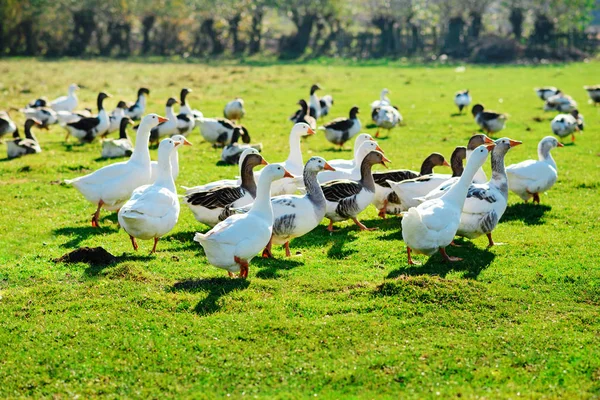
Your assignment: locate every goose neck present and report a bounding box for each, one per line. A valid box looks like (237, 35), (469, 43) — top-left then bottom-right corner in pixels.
(249, 175), (274, 220)
(155, 151), (176, 192)
(304, 169), (325, 206)
(359, 158), (376, 192)
(240, 160), (258, 196)
(130, 124), (152, 165)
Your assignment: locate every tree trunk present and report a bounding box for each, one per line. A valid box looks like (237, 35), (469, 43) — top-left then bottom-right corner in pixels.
(142, 15), (155, 55)
(280, 12), (316, 59)
(228, 14), (243, 54)
(509, 8), (524, 40)
(201, 18), (225, 55)
(249, 8), (263, 55)
(443, 16), (465, 55)
(68, 10), (96, 56)
(467, 12), (482, 42)
(530, 14), (555, 45)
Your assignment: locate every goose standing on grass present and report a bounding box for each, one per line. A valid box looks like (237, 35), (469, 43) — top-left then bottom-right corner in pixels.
(370, 88), (391, 110)
(220, 127), (263, 165)
(544, 93), (577, 113)
(224, 97), (245, 123)
(454, 138), (522, 247)
(56, 108), (93, 128)
(535, 87), (560, 101)
(319, 95), (334, 117)
(118, 137), (183, 253)
(454, 89), (471, 113)
(318, 141), (384, 184)
(328, 133), (374, 171)
(372, 105), (401, 138)
(198, 117), (250, 147)
(309, 84), (322, 119)
(401, 143), (495, 265)
(102, 117), (134, 159)
(150, 134), (192, 182)
(185, 149), (267, 227)
(374, 152), (455, 218)
(321, 106), (361, 149)
(126, 87), (150, 121)
(65, 114), (166, 227)
(472, 104), (507, 135)
(584, 85), (600, 105)
(20, 106), (57, 129)
(150, 98), (178, 145)
(289, 99), (317, 130)
(65, 92), (111, 143)
(108, 101), (128, 134)
(322, 150), (390, 232)
(176, 88), (195, 135)
(506, 136), (563, 204)
(551, 109), (584, 142)
(6, 119), (42, 159)
(0, 111), (17, 140)
(49, 83), (79, 112)
(194, 164), (293, 279)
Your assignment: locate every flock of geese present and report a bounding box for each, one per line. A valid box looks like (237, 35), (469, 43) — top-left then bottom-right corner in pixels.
(0, 81), (598, 278)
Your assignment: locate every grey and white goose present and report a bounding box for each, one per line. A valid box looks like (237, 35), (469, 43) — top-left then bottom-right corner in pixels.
(20, 106), (57, 129)
(65, 92), (111, 143)
(185, 148), (267, 227)
(289, 99), (317, 130)
(0, 110), (18, 140)
(535, 87), (560, 101)
(309, 84), (322, 118)
(472, 104), (507, 135)
(319, 95), (334, 117)
(223, 97), (245, 123)
(149, 98), (179, 145)
(322, 150), (390, 232)
(320, 106), (361, 148)
(102, 117), (134, 159)
(125, 87), (150, 121)
(198, 117), (250, 147)
(176, 88), (195, 135)
(372, 152), (452, 218)
(7, 119), (42, 159)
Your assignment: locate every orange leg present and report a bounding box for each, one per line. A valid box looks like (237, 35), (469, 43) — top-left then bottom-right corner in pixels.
(129, 235), (138, 251)
(571, 133), (575, 142)
(234, 256), (249, 279)
(375, 130), (380, 138)
(91, 200), (104, 227)
(151, 237), (159, 253)
(533, 193), (540, 204)
(262, 237), (273, 258)
(378, 200), (388, 219)
(327, 219), (336, 232)
(352, 217), (378, 231)
(407, 247), (420, 265)
(439, 247), (462, 262)
(284, 242), (291, 257)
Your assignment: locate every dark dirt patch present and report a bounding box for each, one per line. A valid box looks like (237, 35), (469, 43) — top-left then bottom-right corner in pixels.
(54, 246), (117, 266)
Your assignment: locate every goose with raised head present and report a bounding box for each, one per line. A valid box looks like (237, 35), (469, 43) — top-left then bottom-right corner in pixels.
(472, 104), (506, 134)
(370, 88), (391, 110)
(176, 88), (195, 135)
(49, 83), (79, 112)
(401, 143), (495, 265)
(185, 149), (267, 227)
(309, 84), (322, 119)
(289, 99), (317, 130)
(454, 89), (471, 113)
(125, 87), (150, 121)
(6, 119), (42, 159)
(322, 150), (390, 232)
(150, 134), (192, 182)
(65, 114), (166, 227)
(506, 136), (563, 204)
(118, 137), (183, 253)
(194, 164), (294, 279)
(327, 134), (374, 171)
(65, 92), (111, 143)
(224, 97), (245, 123)
(320, 106), (361, 148)
(102, 117), (134, 159)
(150, 98), (179, 145)
(318, 140), (384, 184)
(551, 109), (583, 142)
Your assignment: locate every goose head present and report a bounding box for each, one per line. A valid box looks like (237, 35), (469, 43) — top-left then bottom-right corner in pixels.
(236, 125), (250, 144)
(349, 106), (360, 119)
(354, 133), (374, 148)
(305, 156), (335, 173)
(119, 116), (134, 130)
(68, 84), (80, 93)
(166, 97), (178, 108)
(539, 136), (564, 153)
(97, 92), (111, 110)
(298, 99), (309, 112)
(170, 134), (192, 147)
(291, 122), (315, 138)
(357, 141), (384, 162)
(139, 113), (168, 131)
(240, 148), (267, 170)
(180, 88), (192, 105)
(466, 144), (496, 171)
(381, 88), (390, 97)
(471, 104), (484, 117)
(310, 84), (321, 95)
(138, 87), (150, 97)
(24, 118), (42, 131)
(425, 153), (450, 168)
(467, 134), (494, 150)
(363, 150), (391, 169)
(261, 164), (294, 182)
(158, 137), (181, 159)
(116, 100), (128, 109)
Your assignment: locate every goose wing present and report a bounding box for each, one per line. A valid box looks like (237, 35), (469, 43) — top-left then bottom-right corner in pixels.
(321, 180), (362, 202)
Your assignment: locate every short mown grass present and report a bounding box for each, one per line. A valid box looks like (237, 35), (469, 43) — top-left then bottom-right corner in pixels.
(0, 59), (599, 398)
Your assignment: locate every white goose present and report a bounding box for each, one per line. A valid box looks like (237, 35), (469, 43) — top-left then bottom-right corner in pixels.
(194, 164), (293, 279)
(401, 143), (495, 265)
(328, 133), (374, 171)
(224, 97), (245, 123)
(506, 136), (563, 204)
(65, 92), (111, 143)
(125, 88), (150, 121)
(454, 89), (471, 113)
(101, 117), (134, 159)
(118, 137), (183, 253)
(6, 119), (42, 159)
(150, 98), (179, 145)
(551, 109), (583, 142)
(371, 105), (401, 138)
(150, 134), (192, 182)
(370, 88), (391, 110)
(318, 140), (384, 184)
(49, 83), (79, 112)
(0, 110), (17, 140)
(65, 114), (166, 227)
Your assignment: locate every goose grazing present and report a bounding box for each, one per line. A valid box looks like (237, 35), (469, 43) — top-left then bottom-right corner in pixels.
(319, 94), (334, 117)
(583, 85), (600, 105)
(65, 92), (111, 143)
(65, 114), (166, 227)
(0, 110), (17, 140)
(320, 106), (361, 148)
(472, 104), (507, 134)
(322, 150), (390, 232)
(289, 99), (317, 130)
(220, 127), (263, 165)
(198, 117), (250, 147)
(551, 109), (583, 142)
(125, 87), (150, 121)
(401, 143), (495, 265)
(150, 134), (192, 182)
(309, 84), (322, 119)
(318, 140), (384, 184)
(102, 117), (134, 159)
(118, 137), (184, 253)
(185, 148), (267, 227)
(535, 87), (560, 101)
(176, 88), (195, 135)
(374, 152), (456, 218)
(544, 93), (577, 113)
(194, 164), (293, 279)
(224, 97), (245, 123)
(371, 105), (401, 138)
(454, 89), (471, 113)
(49, 83), (79, 112)
(20, 106), (57, 129)
(108, 101), (128, 134)
(237, 157), (335, 258)
(150, 98), (178, 145)
(6, 119), (42, 159)
(370, 88), (391, 110)
(506, 136), (563, 204)
(328, 133), (374, 171)
(453, 138), (522, 247)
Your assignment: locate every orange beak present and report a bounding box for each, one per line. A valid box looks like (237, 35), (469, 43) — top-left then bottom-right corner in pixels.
(183, 138), (193, 146)
(381, 155), (391, 168)
(158, 116), (168, 123)
(442, 160), (450, 167)
(557, 142), (564, 147)
(369, 137), (375, 142)
(509, 139), (522, 147)
(485, 143), (496, 151)
(375, 145), (384, 153)
(483, 136), (495, 144)
(173, 141), (183, 147)
(324, 162), (335, 171)
(261, 158), (269, 166)
(283, 169), (294, 178)
(307, 127), (316, 136)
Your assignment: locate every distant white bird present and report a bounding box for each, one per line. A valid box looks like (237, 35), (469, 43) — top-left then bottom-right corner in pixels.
(108, 101), (128, 134)
(370, 88), (391, 110)
(309, 84), (322, 119)
(49, 83), (79, 112)
(544, 93), (577, 113)
(534, 87), (560, 101)
(102, 117), (134, 159)
(551, 109), (583, 142)
(319, 94), (334, 117)
(64, 92), (111, 143)
(371, 105), (401, 138)
(6, 119), (42, 159)
(224, 97), (245, 123)
(125, 88), (150, 121)
(0, 110), (18, 140)
(454, 89), (471, 113)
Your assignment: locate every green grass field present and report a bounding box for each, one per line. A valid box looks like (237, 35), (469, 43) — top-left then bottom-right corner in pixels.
(1, 59), (599, 398)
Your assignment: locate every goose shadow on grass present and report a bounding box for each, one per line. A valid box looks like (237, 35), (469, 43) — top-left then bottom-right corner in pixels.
(252, 257), (304, 279)
(387, 244), (496, 280)
(170, 277), (250, 315)
(52, 225), (119, 248)
(163, 230), (200, 251)
(501, 203), (551, 225)
(291, 225), (360, 259)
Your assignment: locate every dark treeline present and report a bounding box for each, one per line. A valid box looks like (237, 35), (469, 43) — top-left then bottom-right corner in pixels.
(0, 0), (597, 61)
